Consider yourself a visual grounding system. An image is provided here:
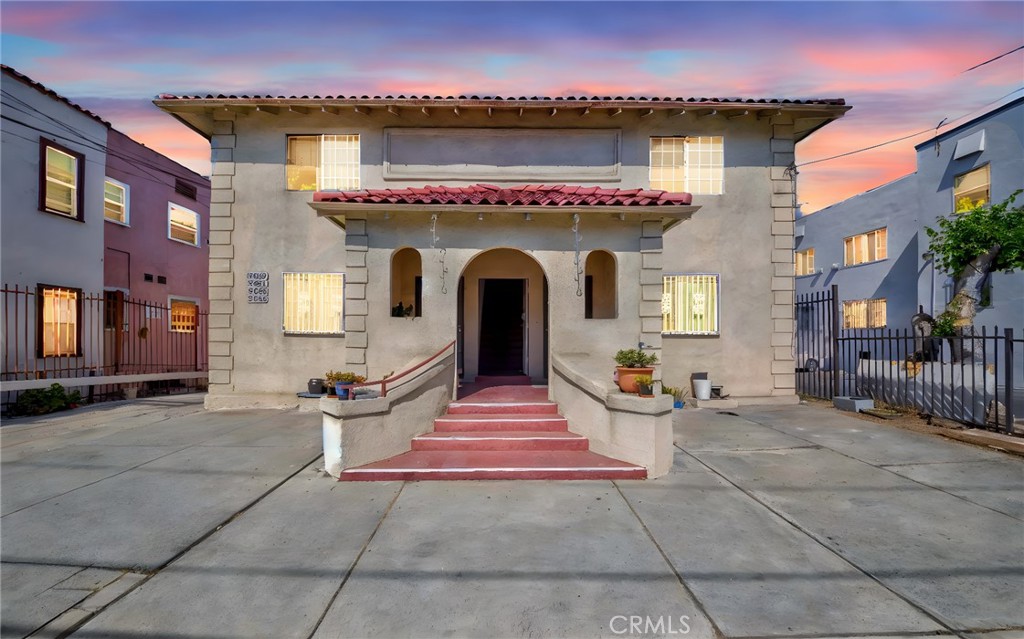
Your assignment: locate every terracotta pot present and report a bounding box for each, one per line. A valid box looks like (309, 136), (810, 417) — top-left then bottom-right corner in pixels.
(616, 367), (655, 393)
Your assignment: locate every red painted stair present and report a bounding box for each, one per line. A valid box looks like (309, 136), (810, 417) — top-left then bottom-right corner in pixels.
(338, 385), (646, 481)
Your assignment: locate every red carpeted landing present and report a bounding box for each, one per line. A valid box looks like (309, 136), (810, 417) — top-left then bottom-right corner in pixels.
(338, 385), (646, 481)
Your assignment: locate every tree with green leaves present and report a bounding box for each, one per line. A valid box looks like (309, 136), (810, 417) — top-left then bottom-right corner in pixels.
(925, 190), (1023, 361)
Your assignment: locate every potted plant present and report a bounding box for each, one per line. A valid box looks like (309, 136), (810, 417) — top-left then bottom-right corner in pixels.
(614, 348), (658, 393)
(662, 384), (686, 409)
(332, 371), (367, 399)
(635, 375), (655, 397)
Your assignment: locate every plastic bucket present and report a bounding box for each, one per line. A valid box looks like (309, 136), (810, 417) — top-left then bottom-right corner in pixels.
(693, 379), (712, 400)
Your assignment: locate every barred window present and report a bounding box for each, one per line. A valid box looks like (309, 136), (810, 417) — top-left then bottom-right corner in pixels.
(843, 298), (886, 329)
(170, 299), (198, 333)
(795, 248), (815, 276)
(283, 272), (345, 334)
(649, 136), (723, 195)
(38, 285), (81, 357)
(844, 228), (886, 266)
(286, 134), (360, 191)
(662, 274), (719, 335)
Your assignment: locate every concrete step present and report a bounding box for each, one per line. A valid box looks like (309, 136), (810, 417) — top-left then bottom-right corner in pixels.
(433, 414), (568, 432)
(338, 450), (646, 481)
(412, 430), (588, 451)
(446, 401), (559, 415)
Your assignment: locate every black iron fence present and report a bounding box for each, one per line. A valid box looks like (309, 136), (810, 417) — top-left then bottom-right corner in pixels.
(796, 286), (1020, 434)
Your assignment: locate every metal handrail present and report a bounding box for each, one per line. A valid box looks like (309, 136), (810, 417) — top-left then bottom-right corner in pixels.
(338, 339), (456, 400)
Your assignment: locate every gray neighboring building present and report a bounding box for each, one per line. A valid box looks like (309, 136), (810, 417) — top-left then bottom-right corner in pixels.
(796, 97), (1023, 334)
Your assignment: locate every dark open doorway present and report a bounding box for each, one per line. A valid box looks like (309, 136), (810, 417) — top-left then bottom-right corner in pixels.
(478, 278), (526, 375)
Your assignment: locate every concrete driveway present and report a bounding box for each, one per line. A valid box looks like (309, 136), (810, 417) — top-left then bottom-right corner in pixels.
(1, 395), (1021, 638)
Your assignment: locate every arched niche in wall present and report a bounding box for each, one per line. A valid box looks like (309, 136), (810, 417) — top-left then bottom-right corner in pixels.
(390, 247), (422, 317)
(585, 249), (617, 319)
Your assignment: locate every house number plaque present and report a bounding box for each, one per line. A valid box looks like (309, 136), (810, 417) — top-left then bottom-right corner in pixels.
(247, 272), (269, 304)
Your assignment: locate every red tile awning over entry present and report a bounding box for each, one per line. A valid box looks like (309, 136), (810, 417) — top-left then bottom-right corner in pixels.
(313, 184), (693, 207)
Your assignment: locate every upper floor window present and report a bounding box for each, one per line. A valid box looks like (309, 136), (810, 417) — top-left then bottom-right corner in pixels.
(843, 298), (886, 329)
(795, 248), (815, 276)
(662, 273), (719, 335)
(649, 136), (723, 195)
(286, 134), (360, 191)
(168, 203), (200, 247)
(953, 164), (989, 213)
(283, 272), (345, 334)
(104, 178), (130, 225)
(40, 139), (84, 220)
(844, 228), (886, 266)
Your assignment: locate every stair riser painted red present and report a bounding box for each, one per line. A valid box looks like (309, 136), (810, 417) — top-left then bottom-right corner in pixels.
(447, 403), (559, 415)
(412, 437), (588, 452)
(339, 468), (647, 481)
(434, 418), (568, 432)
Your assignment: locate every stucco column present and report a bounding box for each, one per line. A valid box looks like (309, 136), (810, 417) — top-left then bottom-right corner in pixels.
(206, 115), (237, 397)
(344, 216), (369, 376)
(769, 118), (797, 397)
(639, 219), (664, 380)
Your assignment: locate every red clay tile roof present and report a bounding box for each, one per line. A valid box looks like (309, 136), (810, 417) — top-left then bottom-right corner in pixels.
(313, 184), (693, 207)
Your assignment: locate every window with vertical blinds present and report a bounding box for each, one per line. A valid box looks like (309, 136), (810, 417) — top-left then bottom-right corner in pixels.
(282, 273), (345, 334)
(842, 298), (886, 329)
(286, 134), (360, 191)
(39, 286), (80, 356)
(843, 228), (887, 266)
(662, 274), (720, 335)
(795, 248), (815, 276)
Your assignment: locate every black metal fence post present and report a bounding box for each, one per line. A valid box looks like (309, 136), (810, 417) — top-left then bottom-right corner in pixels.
(830, 284), (840, 399)
(1005, 327), (1015, 434)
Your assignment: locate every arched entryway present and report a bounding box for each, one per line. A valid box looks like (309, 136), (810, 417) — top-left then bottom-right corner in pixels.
(458, 248), (548, 382)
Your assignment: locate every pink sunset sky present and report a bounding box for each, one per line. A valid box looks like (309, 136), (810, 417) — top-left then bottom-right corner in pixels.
(2, 1), (1021, 212)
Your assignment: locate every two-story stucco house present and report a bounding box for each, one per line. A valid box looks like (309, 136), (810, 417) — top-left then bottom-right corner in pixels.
(156, 92), (848, 479)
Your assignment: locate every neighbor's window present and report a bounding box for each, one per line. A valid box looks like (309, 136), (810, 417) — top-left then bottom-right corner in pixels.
(953, 165), (990, 213)
(104, 178), (129, 224)
(168, 203), (200, 246)
(40, 140), (84, 219)
(843, 228), (887, 266)
(37, 285), (81, 357)
(649, 136), (723, 195)
(662, 274), (719, 335)
(286, 134), (360, 191)
(843, 298), (886, 329)
(283, 272), (345, 334)
(170, 299), (198, 333)
(795, 248), (815, 276)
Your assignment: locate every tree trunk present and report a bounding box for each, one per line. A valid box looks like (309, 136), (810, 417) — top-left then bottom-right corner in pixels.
(950, 244), (1000, 362)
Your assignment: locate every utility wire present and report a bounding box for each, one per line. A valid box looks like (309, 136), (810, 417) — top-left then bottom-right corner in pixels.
(797, 86), (1024, 169)
(962, 45), (1024, 73)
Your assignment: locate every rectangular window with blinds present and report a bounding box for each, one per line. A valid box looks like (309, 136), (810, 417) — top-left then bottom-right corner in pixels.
(37, 285), (81, 357)
(795, 248), (815, 276)
(843, 228), (887, 266)
(842, 298), (887, 329)
(649, 136), (724, 195)
(283, 272), (345, 334)
(104, 178), (130, 224)
(168, 203), (200, 246)
(662, 274), (720, 335)
(953, 164), (989, 213)
(39, 139), (84, 220)
(286, 134), (360, 191)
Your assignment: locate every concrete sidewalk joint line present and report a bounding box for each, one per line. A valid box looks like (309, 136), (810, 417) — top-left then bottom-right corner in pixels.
(679, 448), (961, 637)
(611, 480), (725, 639)
(306, 481), (406, 639)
